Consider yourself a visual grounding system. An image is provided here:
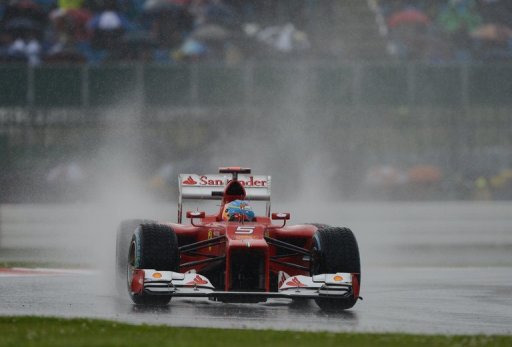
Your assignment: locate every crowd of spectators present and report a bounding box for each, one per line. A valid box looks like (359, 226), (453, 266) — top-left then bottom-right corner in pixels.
(0, 0), (312, 65)
(377, 0), (512, 62)
(5, 0), (511, 65)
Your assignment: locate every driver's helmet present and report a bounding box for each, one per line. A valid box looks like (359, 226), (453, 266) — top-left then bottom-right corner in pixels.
(222, 200), (255, 221)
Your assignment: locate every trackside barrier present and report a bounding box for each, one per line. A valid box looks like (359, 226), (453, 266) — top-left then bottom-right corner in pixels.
(1, 64), (512, 108)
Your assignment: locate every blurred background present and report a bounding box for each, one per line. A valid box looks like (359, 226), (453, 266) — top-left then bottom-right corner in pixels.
(0, 0), (511, 205)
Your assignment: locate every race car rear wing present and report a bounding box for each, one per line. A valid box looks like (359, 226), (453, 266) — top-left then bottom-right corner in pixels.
(178, 173), (271, 223)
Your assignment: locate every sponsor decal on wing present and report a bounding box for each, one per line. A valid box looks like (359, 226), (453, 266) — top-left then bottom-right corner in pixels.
(185, 275), (208, 286)
(286, 277), (306, 287)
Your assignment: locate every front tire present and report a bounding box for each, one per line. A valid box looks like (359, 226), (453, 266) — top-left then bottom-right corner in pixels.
(115, 219), (155, 297)
(128, 223), (180, 305)
(311, 226), (361, 311)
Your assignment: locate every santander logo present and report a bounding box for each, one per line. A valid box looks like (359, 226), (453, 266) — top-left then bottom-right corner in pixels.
(182, 176), (198, 185)
(286, 277), (306, 287)
(182, 175), (267, 187)
(186, 275), (208, 286)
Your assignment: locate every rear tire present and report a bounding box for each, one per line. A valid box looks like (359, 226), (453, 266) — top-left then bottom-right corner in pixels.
(128, 223), (180, 305)
(311, 227), (360, 311)
(115, 219), (155, 297)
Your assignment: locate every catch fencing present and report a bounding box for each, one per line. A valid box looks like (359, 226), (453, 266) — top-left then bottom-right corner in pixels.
(0, 63), (511, 202)
(1, 63), (512, 109)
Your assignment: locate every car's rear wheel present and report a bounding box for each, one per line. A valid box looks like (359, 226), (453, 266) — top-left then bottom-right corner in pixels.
(128, 223), (180, 305)
(115, 219), (155, 297)
(311, 226), (360, 311)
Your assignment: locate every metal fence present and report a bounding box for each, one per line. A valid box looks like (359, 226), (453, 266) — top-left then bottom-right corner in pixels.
(0, 63), (511, 202)
(1, 63), (512, 109)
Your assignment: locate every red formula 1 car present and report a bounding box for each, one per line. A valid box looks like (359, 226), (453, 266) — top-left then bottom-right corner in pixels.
(115, 167), (361, 310)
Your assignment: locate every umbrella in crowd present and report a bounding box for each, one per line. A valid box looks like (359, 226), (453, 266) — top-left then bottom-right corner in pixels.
(50, 8), (92, 41)
(1, 0), (47, 38)
(387, 8), (431, 28)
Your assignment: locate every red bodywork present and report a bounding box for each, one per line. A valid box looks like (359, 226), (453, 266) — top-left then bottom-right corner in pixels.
(168, 171), (316, 293)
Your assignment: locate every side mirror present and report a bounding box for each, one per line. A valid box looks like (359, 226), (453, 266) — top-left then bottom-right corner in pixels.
(186, 211), (205, 226)
(272, 212), (290, 220)
(272, 212), (290, 227)
(186, 211), (205, 219)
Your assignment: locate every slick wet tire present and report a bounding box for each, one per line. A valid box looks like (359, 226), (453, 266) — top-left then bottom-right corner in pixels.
(305, 223), (332, 230)
(128, 223), (180, 305)
(115, 219), (155, 297)
(311, 227), (361, 311)
(290, 224), (331, 305)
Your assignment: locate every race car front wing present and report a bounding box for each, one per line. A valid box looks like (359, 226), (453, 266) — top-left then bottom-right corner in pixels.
(130, 269), (360, 301)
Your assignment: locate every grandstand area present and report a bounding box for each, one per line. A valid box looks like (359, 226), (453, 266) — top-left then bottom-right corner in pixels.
(2, 0), (511, 64)
(1, 0), (511, 203)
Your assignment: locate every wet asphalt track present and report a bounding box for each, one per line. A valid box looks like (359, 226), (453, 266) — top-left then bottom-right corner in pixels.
(1, 202), (511, 334)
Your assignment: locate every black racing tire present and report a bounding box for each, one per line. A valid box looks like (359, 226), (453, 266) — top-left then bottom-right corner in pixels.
(311, 226), (361, 311)
(287, 224), (331, 305)
(305, 223), (332, 230)
(128, 223), (180, 305)
(115, 219), (155, 297)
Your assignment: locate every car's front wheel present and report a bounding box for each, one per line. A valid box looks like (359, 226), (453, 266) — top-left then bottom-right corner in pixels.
(115, 219), (155, 297)
(311, 226), (361, 311)
(128, 223), (180, 305)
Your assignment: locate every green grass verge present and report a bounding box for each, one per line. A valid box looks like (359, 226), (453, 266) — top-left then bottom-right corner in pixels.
(1, 316), (510, 347)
